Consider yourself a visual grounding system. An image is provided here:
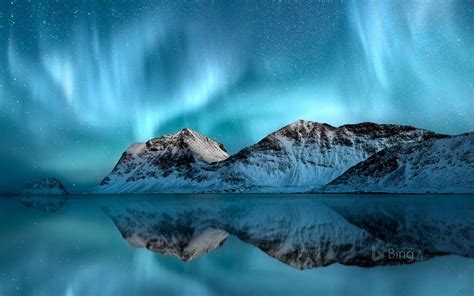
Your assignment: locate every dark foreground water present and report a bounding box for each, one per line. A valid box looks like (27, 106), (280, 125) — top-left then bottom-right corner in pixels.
(0, 194), (473, 296)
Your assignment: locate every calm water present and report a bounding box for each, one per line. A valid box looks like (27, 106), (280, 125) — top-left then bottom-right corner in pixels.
(0, 194), (473, 296)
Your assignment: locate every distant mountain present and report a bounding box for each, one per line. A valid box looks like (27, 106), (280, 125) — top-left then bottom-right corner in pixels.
(95, 120), (443, 193)
(21, 177), (69, 195)
(322, 133), (474, 193)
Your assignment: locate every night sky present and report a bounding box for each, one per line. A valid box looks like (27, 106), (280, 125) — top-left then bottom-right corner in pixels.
(1, 1), (473, 192)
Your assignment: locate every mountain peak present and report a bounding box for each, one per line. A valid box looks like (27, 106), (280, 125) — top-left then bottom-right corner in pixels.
(177, 127), (198, 138)
(139, 128), (229, 164)
(286, 119), (334, 129)
(144, 128), (218, 149)
(117, 128), (229, 163)
(155, 128), (203, 142)
(266, 120), (336, 142)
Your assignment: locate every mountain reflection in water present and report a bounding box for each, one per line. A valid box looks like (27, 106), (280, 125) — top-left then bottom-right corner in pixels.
(102, 195), (474, 269)
(1, 194), (473, 295)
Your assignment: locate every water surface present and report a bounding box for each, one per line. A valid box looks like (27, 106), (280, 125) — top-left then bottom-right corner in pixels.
(0, 194), (473, 295)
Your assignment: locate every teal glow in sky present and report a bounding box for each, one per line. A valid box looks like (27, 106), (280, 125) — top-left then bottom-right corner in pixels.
(1, 0), (473, 192)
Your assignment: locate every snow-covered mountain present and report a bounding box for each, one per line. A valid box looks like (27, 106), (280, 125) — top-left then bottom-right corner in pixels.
(95, 120), (442, 193)
(96, 128), (229, 193)
(21, 177), (69, 195)
(322, 133), (474, 193)
(211, 120), (443, 192)
(102, 196), (474, 269)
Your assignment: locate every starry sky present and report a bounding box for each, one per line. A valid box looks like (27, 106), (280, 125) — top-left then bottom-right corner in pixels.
(1, 0), (473, 192)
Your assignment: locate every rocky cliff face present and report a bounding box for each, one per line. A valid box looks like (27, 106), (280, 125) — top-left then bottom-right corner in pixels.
(95, 120), (443, 193)
(322, 133), (474, 193)
(21, 177), (69, 195)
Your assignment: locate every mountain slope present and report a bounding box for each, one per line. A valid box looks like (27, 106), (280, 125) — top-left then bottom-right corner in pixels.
(210, 120), (444, 192)
(322, 133), (474, 193)
(95, 128), (229, 193)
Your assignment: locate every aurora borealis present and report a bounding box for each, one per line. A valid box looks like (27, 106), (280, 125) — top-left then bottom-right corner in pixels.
(1, 1), (473, 192)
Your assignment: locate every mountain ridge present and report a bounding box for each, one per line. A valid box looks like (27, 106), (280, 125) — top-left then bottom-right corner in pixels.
(94, 120), (461, 194)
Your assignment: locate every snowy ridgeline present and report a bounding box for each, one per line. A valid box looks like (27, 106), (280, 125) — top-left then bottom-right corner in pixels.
(102, 197), (474, 269)
(93, 120), (473, 194)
